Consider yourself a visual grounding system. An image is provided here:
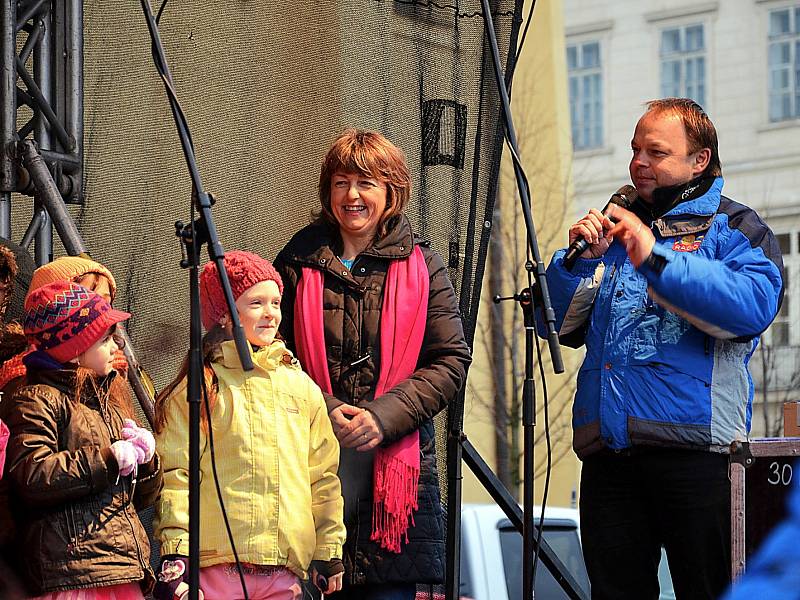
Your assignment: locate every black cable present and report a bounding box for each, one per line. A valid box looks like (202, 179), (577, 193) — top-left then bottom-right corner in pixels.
(514, 0), (538, 65)
(155, 0), (169, 25)
(201, 371), (250, 599)
(145, 2), (196, 155)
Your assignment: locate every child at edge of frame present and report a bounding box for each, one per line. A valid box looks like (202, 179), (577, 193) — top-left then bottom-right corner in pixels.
(152, 250), (346, 600)
(4, 281), (163, 599)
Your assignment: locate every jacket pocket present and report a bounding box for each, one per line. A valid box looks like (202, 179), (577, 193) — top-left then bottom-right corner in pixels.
(39, 508), (85, 565)
(275, 391), (311, 458)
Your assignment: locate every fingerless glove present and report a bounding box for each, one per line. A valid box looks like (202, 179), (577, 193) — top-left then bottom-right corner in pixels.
(153, 555), (204, 600)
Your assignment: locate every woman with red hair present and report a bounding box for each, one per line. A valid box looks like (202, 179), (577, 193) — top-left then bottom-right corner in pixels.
(276, 130), (471, 600)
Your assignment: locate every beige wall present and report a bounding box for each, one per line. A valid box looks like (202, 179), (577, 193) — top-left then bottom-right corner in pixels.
(462, 0), (583, 508)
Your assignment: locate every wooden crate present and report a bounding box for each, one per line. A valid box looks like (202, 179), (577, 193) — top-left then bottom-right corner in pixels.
(730, 438), (800, 580)
(784, 402), (800, 437)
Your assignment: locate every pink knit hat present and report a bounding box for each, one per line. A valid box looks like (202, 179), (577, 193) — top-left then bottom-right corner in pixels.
(199, 251), (283, 330)
(23, 281), (130, 363)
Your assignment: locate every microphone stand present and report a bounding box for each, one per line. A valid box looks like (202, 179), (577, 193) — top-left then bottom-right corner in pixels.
(493, 279), (543, 600)
(479, 0), (562, 377)
(138, 3), (254, 598)
(477, 3), (577, 600)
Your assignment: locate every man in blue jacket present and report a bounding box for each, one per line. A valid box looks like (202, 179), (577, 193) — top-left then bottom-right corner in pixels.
(545, 98), (784, 599)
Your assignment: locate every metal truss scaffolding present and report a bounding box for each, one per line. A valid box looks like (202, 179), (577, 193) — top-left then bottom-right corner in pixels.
(0, 0), (83, 265)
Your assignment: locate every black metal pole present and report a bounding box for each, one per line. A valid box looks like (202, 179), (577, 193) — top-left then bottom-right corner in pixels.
(0, 0), (15, 238)
(32, 1), (52, 266)
(19, 208), (46, 249)
(66, 0), (83, 180)
(20, 140), (85, 254)
(187, 231), (203, 599)
(521, 289), (536, 600)
(445, 391), (465, 600)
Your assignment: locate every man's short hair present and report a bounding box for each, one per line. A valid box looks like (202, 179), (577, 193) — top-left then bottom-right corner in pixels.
(645, 98), (722, 178)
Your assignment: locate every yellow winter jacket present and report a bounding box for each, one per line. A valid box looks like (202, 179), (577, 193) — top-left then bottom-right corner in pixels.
(154, 339), (345, 577)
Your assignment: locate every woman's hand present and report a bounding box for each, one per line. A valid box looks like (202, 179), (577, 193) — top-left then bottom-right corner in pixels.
(328, 404), (364, 440)
(334, 406), (385, 451)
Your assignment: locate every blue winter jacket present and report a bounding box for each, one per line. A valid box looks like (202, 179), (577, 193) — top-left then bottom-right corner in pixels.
(544, 177), (784, 457)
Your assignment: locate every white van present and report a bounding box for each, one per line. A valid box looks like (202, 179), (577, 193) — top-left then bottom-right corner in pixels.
(458, 504), (675, 600)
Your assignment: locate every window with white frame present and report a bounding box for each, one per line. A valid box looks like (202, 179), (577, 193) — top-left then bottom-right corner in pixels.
(768, 5), (800, 121)
(754, 229), (799, 395)
(567, 40), (603, 151)
(660, 24), (706, 107)
(769, 231), (796, 347)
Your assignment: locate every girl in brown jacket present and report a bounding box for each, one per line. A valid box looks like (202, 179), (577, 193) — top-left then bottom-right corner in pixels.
(5, 281), (162, 599)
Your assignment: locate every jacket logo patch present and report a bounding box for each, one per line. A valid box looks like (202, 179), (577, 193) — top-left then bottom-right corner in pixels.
(286, 406), (299, 414)
(672, 234), (703, 252)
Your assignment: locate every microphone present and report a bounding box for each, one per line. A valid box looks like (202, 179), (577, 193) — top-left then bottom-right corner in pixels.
(563, 184), (639, 271)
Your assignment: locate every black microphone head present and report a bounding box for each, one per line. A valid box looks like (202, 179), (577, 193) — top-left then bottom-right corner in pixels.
(609, 184), (638, 209)
(612, 184), (653, 224)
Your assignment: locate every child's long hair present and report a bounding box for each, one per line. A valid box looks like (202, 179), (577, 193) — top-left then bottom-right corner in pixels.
(153, 325), (227, 434)
(73, 366), (136, 421)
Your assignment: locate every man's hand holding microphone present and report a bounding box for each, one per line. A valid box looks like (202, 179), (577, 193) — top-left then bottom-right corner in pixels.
(564, 184), (655, 269)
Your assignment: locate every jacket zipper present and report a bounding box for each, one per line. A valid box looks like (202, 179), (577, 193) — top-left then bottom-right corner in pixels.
(102, 400), (147, 575)
(121, 476), (146, 574)
(351, 287), (364, 405)
(66, 505), (77, 548)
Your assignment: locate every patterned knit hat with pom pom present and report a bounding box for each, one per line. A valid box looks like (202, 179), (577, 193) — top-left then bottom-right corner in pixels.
(199, 251), (283, 330)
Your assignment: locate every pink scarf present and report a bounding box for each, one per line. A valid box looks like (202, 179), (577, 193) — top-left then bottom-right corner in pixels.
(295, 245), (429, 553)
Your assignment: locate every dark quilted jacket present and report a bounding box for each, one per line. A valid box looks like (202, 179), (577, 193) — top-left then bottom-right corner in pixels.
(275, 216), (471, 585)
(4, 358), (162, 595)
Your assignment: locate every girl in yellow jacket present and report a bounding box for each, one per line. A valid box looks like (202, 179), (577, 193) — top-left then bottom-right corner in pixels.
(153, 251), (345, 600)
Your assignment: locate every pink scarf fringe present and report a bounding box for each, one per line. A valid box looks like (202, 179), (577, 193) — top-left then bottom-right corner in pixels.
(295, 245), (429, 553)
(0, 417), (8, 480)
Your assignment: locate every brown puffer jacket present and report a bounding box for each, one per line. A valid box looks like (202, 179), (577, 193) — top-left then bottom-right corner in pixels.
(4, 358), (162, 595)
(275, 215), (471, 586)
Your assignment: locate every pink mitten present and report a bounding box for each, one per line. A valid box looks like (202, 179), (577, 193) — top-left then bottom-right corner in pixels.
(109, 440), (137, 477)
(121, 419), (156, 464)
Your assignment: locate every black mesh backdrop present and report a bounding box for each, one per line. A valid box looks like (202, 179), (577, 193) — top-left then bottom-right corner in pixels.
(9, 0), (522, 593)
